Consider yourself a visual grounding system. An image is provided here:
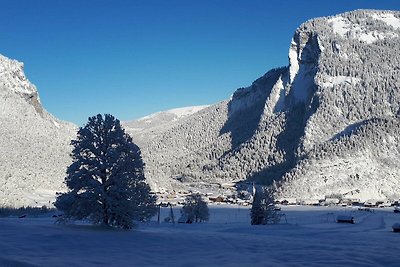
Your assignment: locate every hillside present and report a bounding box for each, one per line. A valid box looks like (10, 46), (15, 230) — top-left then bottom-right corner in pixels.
(123, 105), (209, 144)
(126, 10), (400, 201)
(0, 55), (76, 207)
(1, 9), (399, 206)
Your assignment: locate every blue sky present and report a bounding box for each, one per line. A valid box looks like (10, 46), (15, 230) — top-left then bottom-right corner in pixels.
(1, 0), (399, 125)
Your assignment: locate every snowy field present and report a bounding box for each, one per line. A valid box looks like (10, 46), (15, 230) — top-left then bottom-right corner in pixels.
(1, 205), (400, 267)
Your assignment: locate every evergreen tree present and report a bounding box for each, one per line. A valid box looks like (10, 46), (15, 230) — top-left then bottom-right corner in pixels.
(55, 114), (156, 229)
(251, 187), (279, 225)
(181, 193), (209, 223)
(250, 191), (265, 225)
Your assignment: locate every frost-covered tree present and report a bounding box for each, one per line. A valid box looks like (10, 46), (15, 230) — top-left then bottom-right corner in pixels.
(55, 114), (156, 229)
(251, 187), (279, 225)
(181, 193), (209, 223)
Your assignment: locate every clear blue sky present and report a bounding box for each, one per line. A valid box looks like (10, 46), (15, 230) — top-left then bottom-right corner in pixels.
(1, 0), (399, 125)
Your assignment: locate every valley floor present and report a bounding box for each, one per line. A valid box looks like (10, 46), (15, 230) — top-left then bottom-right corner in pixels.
(0, 205), (399, 267)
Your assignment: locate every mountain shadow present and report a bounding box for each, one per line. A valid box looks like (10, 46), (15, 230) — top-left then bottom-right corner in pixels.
(243, 32), (322, 186)
(219, 68), (286, 152)
(246, 103), (309, 185)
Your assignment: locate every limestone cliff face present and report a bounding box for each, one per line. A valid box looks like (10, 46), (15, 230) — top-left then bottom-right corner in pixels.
(0, 54), (76, 207)
(0, 55), (43, 114)
(278, 10), (400, 200)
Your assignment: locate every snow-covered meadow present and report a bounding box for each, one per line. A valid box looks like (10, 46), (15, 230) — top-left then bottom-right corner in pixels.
(0, 205), (399, 267)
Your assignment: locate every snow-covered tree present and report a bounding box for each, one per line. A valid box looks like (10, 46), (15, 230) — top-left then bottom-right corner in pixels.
(55, 114), (156, 229)
(251, 187), (279, 225)
(181, 193), (209, 223)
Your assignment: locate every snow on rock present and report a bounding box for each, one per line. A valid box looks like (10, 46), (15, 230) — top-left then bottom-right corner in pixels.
(265, 75), (285, 113)
(126, 10), (400, 201)
(372, 12), (400, 29)
(329, 16), (350, 37)
(3, 10), (400, 207)
(288, 39), (300, 83)
(53, 120), (60, 129)
(285, 27), (321, 103)
(356, 29), (397, 44)
(123, 105), (210, 134)
(0, 54), (76, 208)
(320, 75), (361, 88)
(290, 62), (314, 102)
(328, 11), (399, 44)
(137, 105), (209, 122)
(0, 54), (37, 96)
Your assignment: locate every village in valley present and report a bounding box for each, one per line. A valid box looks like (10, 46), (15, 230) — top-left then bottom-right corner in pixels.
(155, 182), (400, 210)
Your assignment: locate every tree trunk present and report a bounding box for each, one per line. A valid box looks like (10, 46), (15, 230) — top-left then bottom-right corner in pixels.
(101, 170), (108, 226)
(103, 202), (108, 226)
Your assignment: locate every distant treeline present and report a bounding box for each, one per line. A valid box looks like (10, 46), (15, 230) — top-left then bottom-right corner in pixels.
(0, 205), (56, 217)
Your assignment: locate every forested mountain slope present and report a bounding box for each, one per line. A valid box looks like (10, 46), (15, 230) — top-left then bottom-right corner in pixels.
(1, 9), (398, 206)
(0, 55), (76, 207)
(126, 10), (400, 201)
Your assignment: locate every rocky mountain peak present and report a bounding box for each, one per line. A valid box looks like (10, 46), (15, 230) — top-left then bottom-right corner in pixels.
(0, 54), (76, 207)
(127, 9), (400, 201)
(0, 54), (43, 114)
(1, 10), (399, 206)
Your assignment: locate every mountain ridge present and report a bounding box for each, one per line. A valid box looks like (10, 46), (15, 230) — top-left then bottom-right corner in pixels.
(127, 9), (400, 201)
(0, 54), (76, 207)
(0, 9), (399, 207)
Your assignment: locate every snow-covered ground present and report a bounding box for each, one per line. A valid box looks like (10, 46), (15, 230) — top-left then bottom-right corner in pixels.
(0, 205), (399, 266)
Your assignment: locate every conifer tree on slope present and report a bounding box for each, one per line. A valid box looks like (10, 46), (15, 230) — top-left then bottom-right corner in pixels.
(55, 114), (156, 229)
(251, 187), (278, 225)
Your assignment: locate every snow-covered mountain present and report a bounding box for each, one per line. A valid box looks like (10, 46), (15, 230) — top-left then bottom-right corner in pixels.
(123, 106), (209, 144)
(0, 54), (76, 207)
(1, 9), (399, 206)
(126, 10), (400, 201)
